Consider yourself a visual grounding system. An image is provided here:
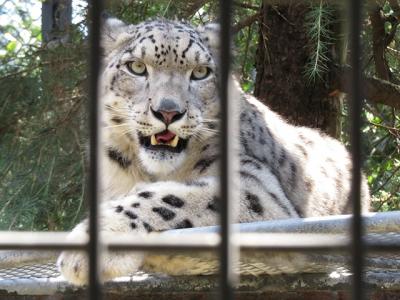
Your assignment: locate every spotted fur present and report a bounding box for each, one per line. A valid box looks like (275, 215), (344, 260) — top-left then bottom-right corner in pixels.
(58, 17), (370, 285)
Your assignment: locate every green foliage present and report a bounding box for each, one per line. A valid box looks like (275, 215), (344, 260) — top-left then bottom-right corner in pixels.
(0, 1), (41, 72)
(105, 0), (215, 23)
(363, 108), (400, 212)
(0, 2), (87, 230)
(232, 2), (261, 92)
(357, 0), (400, 211)
(233, 24), (258, 92)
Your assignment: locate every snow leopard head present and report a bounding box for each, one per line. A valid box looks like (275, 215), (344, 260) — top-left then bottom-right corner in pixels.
(101, 17), (220, 175)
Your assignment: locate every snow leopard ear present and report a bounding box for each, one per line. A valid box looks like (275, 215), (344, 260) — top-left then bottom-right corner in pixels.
(101, 13), (135, 57)
(197, 23), (220, 61)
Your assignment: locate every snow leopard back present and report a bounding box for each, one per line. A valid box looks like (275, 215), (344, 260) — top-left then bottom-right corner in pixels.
(240, 96), (370, 217)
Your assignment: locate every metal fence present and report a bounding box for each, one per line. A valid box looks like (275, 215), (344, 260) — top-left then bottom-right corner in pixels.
(1, 0), (400, 299)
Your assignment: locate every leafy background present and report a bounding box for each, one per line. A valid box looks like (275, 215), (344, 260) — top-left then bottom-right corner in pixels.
(0, 0), (399, 230)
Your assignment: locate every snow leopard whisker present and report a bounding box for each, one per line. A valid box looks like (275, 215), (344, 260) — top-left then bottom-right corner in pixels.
(192, 134), (208, 143)
(104, 123), (130, 129)
(196, 131), (215, 139)
(106, 105), (130, 112)
(106, 111), (132, 118)
(201, 120), (219, 125)
(107, 113), (132, 119)
(200, 127), (218, 132)
(198, 128), (219, 135)
(201, 123), (219, 128)
(106, 107), (130, 113)
(192, 131), (214, 142)
(105, 106), (133, 117)
(114, 127), (140, 139)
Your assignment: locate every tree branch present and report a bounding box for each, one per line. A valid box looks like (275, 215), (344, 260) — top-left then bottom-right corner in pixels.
(363, 76), (400, 109)
(338, 67), (400, 110)
(370, 7), (392, 81)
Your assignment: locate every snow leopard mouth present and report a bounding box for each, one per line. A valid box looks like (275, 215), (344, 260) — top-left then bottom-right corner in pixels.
(138, 131), (188, 153)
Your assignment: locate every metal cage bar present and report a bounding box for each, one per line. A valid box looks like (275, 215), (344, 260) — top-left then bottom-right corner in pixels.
(219, 0), (234, 299)
(0, 231), (400, 251)
(348, 0), (365, 299)
(88, 0), (103, 299)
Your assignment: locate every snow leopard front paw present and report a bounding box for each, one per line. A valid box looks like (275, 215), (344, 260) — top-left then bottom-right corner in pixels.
(58, 180), (217, 285)
(57, 203), (146, 285)
(57, 222), (90, 285)
(57, 249), (89, 286)
(58, 246), (144, 286)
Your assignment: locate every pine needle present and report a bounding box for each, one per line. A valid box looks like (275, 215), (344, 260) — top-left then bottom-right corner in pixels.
(304, 0), (335, 83)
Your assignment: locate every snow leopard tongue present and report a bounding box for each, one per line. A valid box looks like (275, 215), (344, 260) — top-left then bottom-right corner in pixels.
(155, 130), (176, 144)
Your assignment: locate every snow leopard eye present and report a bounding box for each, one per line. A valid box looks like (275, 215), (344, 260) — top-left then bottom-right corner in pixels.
(126, 60), (147, 76)
(191, 66), (211, 80)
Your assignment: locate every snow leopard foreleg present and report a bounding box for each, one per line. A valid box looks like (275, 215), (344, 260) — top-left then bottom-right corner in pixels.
(57, 177), (219, 285)
(58, 159), (299, 285)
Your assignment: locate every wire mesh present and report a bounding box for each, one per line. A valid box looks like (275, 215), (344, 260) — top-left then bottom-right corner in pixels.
(0, 263), (59, 280)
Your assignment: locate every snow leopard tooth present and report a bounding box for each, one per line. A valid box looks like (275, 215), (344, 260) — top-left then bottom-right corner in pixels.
(169, 135), (179, 148)
(151, 135), (157, 146)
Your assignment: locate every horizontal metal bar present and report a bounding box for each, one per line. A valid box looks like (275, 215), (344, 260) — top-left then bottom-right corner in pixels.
(0, 232), (399, 251)
(106, 234), (219, 251)
(167, 212), (400, 234)
(0, 232), (86, 250)
(105, 233), (347, 252)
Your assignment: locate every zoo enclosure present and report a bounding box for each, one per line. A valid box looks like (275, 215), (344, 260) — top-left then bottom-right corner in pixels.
(1, 0), (400, 300)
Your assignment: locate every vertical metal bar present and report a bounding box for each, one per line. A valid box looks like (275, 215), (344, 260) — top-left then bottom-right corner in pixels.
(88, 0), (103, 299)
(348, 0), (365, 299)
(219, 0), (234, 299)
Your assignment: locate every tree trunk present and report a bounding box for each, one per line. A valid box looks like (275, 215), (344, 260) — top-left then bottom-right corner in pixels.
(254, 4), (341, 138)
(42, 0), (72, 45)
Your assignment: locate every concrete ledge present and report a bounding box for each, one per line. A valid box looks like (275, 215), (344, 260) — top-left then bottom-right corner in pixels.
(0, 270), (399, 299)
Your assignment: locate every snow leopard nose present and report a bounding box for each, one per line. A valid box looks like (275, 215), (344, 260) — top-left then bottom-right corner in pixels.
(151, 99), (186, 125)
(151, 108), (186, 125)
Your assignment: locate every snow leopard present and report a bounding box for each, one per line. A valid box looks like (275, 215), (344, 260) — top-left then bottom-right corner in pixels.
(57, 16), (370, 285)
